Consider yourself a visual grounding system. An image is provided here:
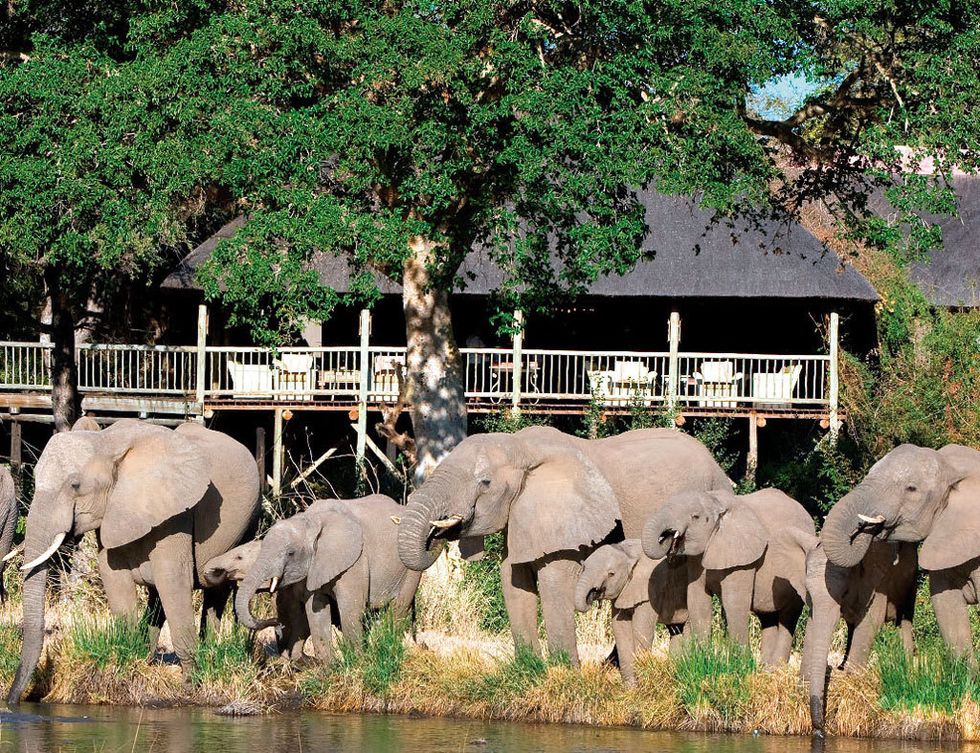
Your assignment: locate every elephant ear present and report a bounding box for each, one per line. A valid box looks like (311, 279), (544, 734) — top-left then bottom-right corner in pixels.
(507, 432), (620, 565)
(920, 475), (980, 571)
(307, 507), (364, 591)
(101, 426), (212, 550)
(614, 541), (655, 610)
(702, 499), (768, 571)
(459, 536), (486, 562)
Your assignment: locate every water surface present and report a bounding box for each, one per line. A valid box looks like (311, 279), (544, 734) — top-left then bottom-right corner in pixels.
(0, 705), (976, 753)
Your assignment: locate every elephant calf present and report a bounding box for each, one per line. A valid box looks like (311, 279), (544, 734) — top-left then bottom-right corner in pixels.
(575, 540), (687, 685)
(236, 495), (421, 663)
(203, 541), (310, 660)
(643, 487), (814, 664)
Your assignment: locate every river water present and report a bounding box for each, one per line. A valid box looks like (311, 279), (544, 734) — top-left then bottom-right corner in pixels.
(0, 705), (973, 753)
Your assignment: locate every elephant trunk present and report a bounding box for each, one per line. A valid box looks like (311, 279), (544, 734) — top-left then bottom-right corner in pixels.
(234, 572), (278, 631)
(574, 576), (599, 613)
(8, 563), (48, 703)
(821, 487), (878, 569)
(800, 547), (843, 737)
(642, 510), (682, 560)
(397, 485), (459, 572)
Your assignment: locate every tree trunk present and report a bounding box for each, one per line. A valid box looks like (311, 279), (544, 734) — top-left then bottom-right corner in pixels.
(44, 268), (80, 432)
(402, 237), (468, 481)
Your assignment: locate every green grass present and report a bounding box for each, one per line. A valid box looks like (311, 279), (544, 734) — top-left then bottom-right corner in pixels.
(70, 614), (150, 671)
(0, 622), (22, 680)
(461, 532), (509, 633)
(673, 638), (756, 721)
(462, 642), (548, 703)
(192, 622), (257, 686)
(876, 626), (978, 713)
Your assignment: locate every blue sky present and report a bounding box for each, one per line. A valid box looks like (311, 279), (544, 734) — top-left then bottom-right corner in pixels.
(749, 74), (821, 120)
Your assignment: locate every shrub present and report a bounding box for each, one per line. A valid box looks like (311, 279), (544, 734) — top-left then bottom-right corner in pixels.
(673, 638), (756, 721)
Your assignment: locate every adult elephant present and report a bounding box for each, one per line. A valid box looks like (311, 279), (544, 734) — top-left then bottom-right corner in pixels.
(397, 426), (731, 664)
(0, 465), (17, 601)
(8, 419), (261, 704)
(820, 443), (980, 660)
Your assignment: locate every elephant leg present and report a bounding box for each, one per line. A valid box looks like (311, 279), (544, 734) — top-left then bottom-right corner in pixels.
(667, 624), (685, 655)
(277, 587), (309, 661)
(718, 568), (754, 647)
(611, 608), (636, 686)
(758, 612), (781, 666)
(930, 570), (974, 663)
(334, 576), (367, 649)
(774, 603), (803, 665)
(391, 571), (422, 627)
(685, 559), (712, 642)
(632, 602), (657, 653)
(844, 590), (887, 670)
(200, 584), (232, 638)
(148, 535), (196, 678)
(501, 555), (541, 657)
(97, 549), (140, 619)
(534, 555), (581, 667)
(144, 587), (166, 661)
(305, 590), (335, 663)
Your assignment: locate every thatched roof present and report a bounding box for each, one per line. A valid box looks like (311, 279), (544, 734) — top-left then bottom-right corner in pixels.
(870, 175), (980, 309)
(162, 189), (878, 302)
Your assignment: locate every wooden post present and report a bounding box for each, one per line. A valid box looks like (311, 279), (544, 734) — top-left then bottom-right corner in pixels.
(667, 311), (681, 410)
(255, 427), (267, 494)
(828, 311), (841, 442)
(746, 413), (758, 486)
(9, 420), (22, 469)
(355, 309), (371, 469)
(511, 309), (524, 411)
(195, 303), (208, 417)
(272, 409), (284, 497)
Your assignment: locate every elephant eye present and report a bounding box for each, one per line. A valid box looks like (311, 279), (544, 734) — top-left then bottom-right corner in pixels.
(692, 514), (699, 520)
(479, 478), (491, 488)
(906, 485), (918, 493)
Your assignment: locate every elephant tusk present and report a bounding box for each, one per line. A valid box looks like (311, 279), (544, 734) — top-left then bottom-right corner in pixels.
(269, 576), (279, 594)
(2, 543), (23, 563)
(857, 514), (886, 525)
(21, 532), (66, 572)
(673, 530), (681, 539)
(429, 515), (463, 529)
(390, 515), (401, 525)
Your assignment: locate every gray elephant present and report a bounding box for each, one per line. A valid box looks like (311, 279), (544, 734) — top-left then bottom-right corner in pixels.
(643, 488), (814, 663)
(203, 541), (310, 660)
(574, 540), (686, 684)
(8, 419), (261, 703)
(397, 426), (731, 665)
(802, 538), (917, 735)
(0, 465), (18, 601)
(236, 495), (421, 663)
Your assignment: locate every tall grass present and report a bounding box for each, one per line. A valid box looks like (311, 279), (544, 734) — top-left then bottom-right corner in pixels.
(193, 622), (257, 687)
(69, 614), (149, 671)
(876, 626), (978, 713)
(461, 642), (548, 704)
(673, 638), (757, 722)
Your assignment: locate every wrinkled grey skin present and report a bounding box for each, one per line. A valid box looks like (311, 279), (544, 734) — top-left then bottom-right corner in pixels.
(8, 420), (261, 704)
(0, 466), (18, 602)
(398, 426), (731, 666)
(575, 540), (685, 684)
(642, 488), (814, 663)
(236, 496), (420, 663)
(802, 540), (917, 736)
(821, 444), (980, 650)
(203, 541), (309, 660)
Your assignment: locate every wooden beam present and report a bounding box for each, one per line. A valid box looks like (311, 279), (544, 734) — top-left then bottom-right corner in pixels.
(289, 447), (338, 489)
(255, 427), (267, 494)
(828, 311), (841, 442)
(10, 420), (22, 469)
(272, 409), (284, 497)
(195, 303), (208, 413)
(745, 413), (758, 486)
(363, 432), (399, 476)
(355, 309), (371, 469)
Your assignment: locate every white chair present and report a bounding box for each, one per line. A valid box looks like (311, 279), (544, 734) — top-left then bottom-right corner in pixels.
(227, 361), (275, 398)
(588, 361), (658, 405)
(372, 355), (405, 399)
(752, 364), (802, 408)
(274, 353), (315, 401)
(694, 361), (743, 407)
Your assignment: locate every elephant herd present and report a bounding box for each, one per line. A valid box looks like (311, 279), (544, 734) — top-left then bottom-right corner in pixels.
(3, 420), (980, 738)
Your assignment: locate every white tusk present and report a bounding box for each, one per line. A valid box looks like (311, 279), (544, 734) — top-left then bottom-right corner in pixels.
(857, 514), (886, 525)
(20, 532), (66, 572)
(2, 543), (23, 563)
(673, 530), (681, 539)
(429, 515), (463, 530)
(390, 516), (401, 525)
(269, 576), (279, 594)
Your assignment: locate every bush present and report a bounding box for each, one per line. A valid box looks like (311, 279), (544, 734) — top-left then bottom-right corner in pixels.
(673, 638), (756, 721)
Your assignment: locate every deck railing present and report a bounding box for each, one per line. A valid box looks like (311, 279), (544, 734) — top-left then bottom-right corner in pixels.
(0, 341), (833, 410)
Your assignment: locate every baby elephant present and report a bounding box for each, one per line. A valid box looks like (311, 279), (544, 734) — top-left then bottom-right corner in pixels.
(235, 495), (421, 663)
(643, 487), (815, 664)
(203, 541), (310, 660)
(575, 539), (687, 684)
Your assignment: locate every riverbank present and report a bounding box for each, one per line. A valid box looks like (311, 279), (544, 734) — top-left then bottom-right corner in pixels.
(1, 603), (977, 741)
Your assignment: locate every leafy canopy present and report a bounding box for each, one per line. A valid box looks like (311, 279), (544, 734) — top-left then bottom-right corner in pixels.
(2, 1), (979, 342)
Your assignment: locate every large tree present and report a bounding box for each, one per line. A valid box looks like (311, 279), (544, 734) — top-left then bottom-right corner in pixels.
(3, 2), (979, 461)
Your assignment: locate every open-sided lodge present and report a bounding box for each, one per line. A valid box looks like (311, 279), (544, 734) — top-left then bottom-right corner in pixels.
(9, 176), (974, 493)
